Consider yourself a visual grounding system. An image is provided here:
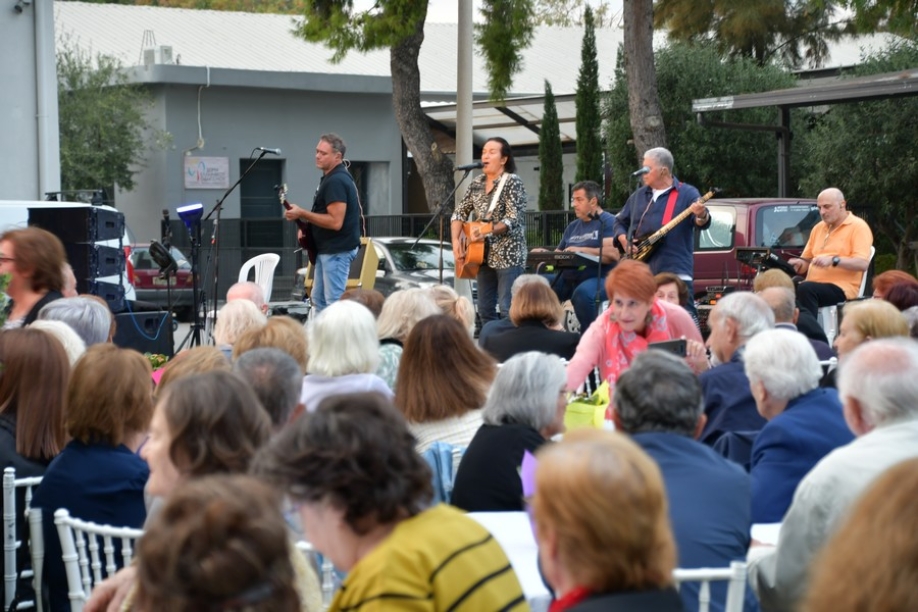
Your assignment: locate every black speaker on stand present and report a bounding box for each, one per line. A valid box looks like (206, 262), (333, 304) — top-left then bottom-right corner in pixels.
(28, 206), (128, 313)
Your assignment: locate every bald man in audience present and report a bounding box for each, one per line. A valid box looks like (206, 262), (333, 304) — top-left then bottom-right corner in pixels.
(226, 281), (268, 314)
(749, 338), (918, 611)
(757, 287), (834, 361)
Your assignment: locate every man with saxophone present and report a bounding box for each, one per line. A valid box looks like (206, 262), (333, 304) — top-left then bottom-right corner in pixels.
(613, 147), (709, 316)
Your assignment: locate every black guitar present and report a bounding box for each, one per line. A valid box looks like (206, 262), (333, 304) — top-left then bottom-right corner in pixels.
(278, 183), (317, 265)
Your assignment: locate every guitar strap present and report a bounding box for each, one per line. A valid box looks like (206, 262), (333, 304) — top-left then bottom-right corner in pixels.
(661, 187), (679, 225)
(484, 173), (510, 220)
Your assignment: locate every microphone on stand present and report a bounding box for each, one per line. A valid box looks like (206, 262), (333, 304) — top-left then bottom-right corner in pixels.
(256, 147), (282, 155)
(631, 166), (650, 176)
(455, 161), (484, 171)
(594, 209), (606, 317)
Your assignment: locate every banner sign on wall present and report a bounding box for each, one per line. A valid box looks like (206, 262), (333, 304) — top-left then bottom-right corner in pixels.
(184, 157), (230, 189)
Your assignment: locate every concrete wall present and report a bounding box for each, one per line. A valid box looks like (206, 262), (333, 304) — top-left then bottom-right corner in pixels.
(0, 2), (60, 200)
(115, 67), (402, 242)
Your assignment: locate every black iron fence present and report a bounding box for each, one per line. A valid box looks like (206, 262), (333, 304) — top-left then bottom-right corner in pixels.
(167, 210), (577, 302)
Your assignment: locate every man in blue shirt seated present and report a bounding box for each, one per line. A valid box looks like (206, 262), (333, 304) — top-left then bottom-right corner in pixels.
(612, 349), (758, 612)
(530, 180), (618, 331)
(700, 292), (775, 448)
(742, 328), (854, 523)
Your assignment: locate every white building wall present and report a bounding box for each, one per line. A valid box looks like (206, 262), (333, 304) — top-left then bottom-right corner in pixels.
(115, 74), (402, 242)
(0, 1), (60, 200)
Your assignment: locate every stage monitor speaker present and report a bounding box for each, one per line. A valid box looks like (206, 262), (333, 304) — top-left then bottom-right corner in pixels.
(65, 243), (125, 279)
(303, 237), (379, 292)
(29, 207), (125, 243)
(112, 311), (174, 358)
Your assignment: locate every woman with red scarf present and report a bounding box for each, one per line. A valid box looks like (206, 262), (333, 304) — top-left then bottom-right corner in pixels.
(532, 429), (682, 612)
(566, 260), (701, 392)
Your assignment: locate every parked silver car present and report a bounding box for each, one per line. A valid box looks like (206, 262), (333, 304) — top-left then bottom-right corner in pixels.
(371, 237), (460, 296)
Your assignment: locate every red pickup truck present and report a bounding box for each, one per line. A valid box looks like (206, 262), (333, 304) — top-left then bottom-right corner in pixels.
(693, 198), (820, 297)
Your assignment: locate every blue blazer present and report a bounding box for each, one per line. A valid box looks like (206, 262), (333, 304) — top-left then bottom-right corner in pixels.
(634, 432), (757, 612)
(750, 387), (854, 523)
(31, 440), (148, 612)
(699, 351), (767, 446)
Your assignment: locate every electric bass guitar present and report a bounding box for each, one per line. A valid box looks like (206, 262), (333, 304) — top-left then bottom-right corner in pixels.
(277, 183), (317, 265)
(456, 220), (493, 279)
(624, 190), (717, 262)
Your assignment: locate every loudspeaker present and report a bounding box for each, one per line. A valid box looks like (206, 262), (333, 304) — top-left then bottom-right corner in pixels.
(112, 311), (174, 358)
(76, 280), (126, 314)
(29, 207), (125, 243)
(303, 237), (379, 292)
(28, 206), (128, 314)
(64, 243), (125, 279)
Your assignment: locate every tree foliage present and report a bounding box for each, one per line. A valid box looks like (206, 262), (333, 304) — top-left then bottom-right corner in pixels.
(799, 39), (918, 268)
(530, 0), (618, 27)
(604, 42), (799, 206)
(286, 0), (535, 212)
(61, 0), (310, 13)
(476, 0), (535, 101)
(833, 0), (918, 36)
(539, 81), (564, 211)
(654, 0), (848, 67)
(57, 36), (165, 193)
(575, 5), (603, 186)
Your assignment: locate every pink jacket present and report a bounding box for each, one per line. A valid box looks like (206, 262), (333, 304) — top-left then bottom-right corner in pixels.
(566, 299), (702, 390)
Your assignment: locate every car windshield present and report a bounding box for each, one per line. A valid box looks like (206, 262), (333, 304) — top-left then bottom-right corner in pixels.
(387, 242), (455, 271)
(758, 204), (820, 249)
(132, 245), (191, 270)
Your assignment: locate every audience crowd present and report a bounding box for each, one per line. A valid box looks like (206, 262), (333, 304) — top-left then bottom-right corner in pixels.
(3, 224), (918, 612)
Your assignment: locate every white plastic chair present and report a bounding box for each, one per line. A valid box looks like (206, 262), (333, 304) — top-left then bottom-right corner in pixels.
(673, 560), (747, 612)
(816, 245), (875, 345)
(53, 509), (143, 612)
(238, 253), (281, 303)
(3, 467), (42, 611)
(295, 540), (337, 610)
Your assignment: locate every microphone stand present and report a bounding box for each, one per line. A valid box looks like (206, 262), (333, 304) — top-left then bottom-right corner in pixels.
(593, 212), (606, 318)
(410, 167), (476, 283)
(202, 150), (270, 340)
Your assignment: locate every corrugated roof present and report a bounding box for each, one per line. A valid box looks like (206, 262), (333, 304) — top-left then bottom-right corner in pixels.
(54, 2), (624, 97)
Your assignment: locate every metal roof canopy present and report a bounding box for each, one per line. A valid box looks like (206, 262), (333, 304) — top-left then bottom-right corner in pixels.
(425, 93), (579, 154)
(692, 68), (918, 197)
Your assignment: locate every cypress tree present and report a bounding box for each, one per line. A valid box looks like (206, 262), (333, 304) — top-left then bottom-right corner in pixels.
(575, 5), (603, 187)
(538, 80), (565, 211)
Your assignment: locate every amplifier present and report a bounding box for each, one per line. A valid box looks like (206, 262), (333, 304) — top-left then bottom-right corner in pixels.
(700, 285), (736, 306)
(29, 207), (125, 243)
(65, 243), (125, 279)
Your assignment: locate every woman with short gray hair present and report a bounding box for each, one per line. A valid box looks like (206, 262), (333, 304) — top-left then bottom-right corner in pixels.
(452, 351), (567, 512)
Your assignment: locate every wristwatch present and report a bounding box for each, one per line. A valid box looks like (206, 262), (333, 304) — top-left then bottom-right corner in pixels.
(831, 256), (841, 267)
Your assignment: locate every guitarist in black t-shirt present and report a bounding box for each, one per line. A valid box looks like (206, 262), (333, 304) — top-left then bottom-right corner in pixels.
(284, 133), (361, 312)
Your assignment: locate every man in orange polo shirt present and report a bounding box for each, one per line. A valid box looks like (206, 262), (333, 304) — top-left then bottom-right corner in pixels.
(789, 188), (873, 317)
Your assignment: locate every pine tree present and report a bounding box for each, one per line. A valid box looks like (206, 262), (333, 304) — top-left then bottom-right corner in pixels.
(575, 5), (603, 188)
(539, 81), (564, 211)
